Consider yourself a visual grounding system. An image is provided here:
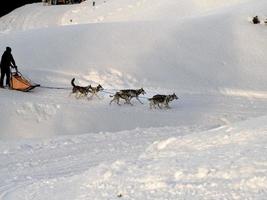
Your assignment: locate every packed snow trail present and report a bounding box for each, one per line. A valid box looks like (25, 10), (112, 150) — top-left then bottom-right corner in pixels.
(1, 87), (267, 138)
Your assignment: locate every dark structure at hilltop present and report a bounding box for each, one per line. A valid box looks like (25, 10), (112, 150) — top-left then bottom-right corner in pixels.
(0, 0), (85, 17)
(0, 0), (41, 17)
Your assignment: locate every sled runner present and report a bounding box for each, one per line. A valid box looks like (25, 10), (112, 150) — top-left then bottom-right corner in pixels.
(10, 71), (40, 92)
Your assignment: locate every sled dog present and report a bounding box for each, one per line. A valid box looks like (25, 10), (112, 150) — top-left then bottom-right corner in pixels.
(109, 88), (146, 105)
(88, 84), (104, 99)
(148, 93), (178, 109)
(70, 78), (91, 99)
(109, 92), (132, 105)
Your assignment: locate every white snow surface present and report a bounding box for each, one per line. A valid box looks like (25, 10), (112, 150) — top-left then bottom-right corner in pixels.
(1, 0), (267, 199)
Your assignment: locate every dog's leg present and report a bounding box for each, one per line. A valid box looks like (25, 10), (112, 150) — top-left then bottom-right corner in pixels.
(95, 93), (101, 99)
(87, 93), (94, 100)
(125, 97), (130, 104)
(163, 100), (171, 109)
(153, 102), (158, 109)
(149, 101), (153, 109)
(80, 93), (86, 99)
(127, 96), (134, 105)
(124, 97), (128, 104)
(123, 96), (130, 104)
(78, 93), (83, 99)
(109, 98), (114, 105)
(78, 91), (85, 99)
(129, 101), (134, 106)
(165, 103), (171, 109)
(110, 96), (119, 105)
(136, 97), (143, 104)
(116, 97), (121, 106)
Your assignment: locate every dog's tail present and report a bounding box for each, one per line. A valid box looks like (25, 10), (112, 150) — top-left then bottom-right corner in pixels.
(71, 78), (76, 87)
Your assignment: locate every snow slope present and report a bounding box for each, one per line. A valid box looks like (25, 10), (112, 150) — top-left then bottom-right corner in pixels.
(0, 0), (267, 137)
(0, 0), (267, 199)
(0, 0), (251, 31)
(1, 116), (267, 199)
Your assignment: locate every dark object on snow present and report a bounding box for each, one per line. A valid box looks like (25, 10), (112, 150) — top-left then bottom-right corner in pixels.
(148, 93), (178, 109)
(93, 1), (95, 6)
(0, 47), (16, 88)
(43, 0), (84, 5)
(252, 16), (260, 24)
(117, 193), (123, 198)
(10, 71), (40, 92)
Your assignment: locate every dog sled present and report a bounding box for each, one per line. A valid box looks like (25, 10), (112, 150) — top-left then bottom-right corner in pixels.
(10, 70), (40, 92)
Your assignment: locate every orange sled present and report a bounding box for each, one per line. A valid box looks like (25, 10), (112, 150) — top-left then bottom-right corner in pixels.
(10, 71), (40, 92)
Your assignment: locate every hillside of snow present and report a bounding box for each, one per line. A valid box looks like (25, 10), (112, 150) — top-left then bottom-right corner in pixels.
(0, 0), (267, 199)
(0, 0), (252, 31)
(0, 0), (266, 138)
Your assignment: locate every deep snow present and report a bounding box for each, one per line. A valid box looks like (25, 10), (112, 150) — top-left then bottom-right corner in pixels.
(0, 0), (267, 199)
(1, 116), (267, 199)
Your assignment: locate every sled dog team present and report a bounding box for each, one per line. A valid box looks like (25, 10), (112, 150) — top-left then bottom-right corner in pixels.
(70, 78), (178, 109)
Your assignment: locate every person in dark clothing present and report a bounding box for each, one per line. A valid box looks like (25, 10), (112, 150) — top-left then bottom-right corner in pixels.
(0, 47), (17, 88)
(252, 16), (260, 24)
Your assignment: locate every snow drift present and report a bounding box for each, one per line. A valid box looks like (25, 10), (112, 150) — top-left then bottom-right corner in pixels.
(1, 116), (267, 199)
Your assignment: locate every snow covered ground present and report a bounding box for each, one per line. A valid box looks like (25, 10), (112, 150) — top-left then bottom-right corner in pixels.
(1, 116), (267, 199)
(0, 0), (267, 199)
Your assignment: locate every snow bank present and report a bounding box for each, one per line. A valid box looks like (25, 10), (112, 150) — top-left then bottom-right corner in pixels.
(1, 116), (267, 199)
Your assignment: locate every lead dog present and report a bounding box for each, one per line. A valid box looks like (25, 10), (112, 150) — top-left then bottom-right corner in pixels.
(109, 88), (146, 105)
(148, 93), (178, 109)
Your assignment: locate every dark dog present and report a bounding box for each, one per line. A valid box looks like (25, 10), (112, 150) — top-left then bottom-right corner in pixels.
(70, 78), (104, 99)
(88, 84), (104, 99)
(148, 93), (178, 109)
(109, 88), (146, 105)
(252, 16), (260, 24)
(70, 78), (91, 99)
